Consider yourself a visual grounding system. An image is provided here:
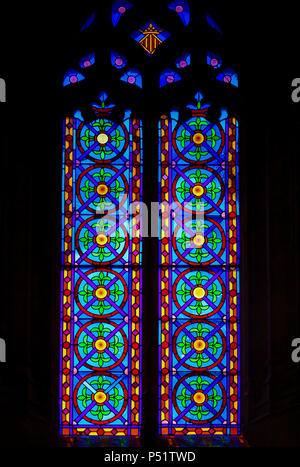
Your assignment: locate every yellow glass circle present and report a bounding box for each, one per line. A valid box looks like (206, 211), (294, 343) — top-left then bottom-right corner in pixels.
(94, 390), (107, 405)
(96, 234), (108, 246)
(193, 234), (205, 248)
(193, 132), (204, 145)
(193, 287), (206, 300)
(95, 338), (107, 352)
(193, 338), (206, 353)
(193, 391), (206, 405)
(95, 287), (108, 300)
(97, 184), (109, 196)
(192, 185), (204, 197)
(97, 132), (109, 145)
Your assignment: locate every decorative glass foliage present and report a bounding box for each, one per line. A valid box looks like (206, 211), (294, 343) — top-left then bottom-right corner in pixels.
(159, 69), (182, 87)
(90, 91), (116, 115)
(112, 1), (133, 27)
(120, 69), (142, 88)
(175, 53), (191, 69)
(216, 69), (238, 87)
(79, 53), (95, 69)
(63, 70), (85, 87)
(168, 0), (190, 26)
(60, 94), (143, 437)
(111, 51), (127, 69)
(206, 13), (222, 33)
(158, 93), (240, 436)
(207, 52), (222, 69)
(131, 20), (171, 56)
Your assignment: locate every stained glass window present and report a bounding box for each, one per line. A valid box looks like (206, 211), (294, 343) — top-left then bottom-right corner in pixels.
(158, 93), (240, 436)
(60, 94), (143, 437)
(61, 3), (241, 442)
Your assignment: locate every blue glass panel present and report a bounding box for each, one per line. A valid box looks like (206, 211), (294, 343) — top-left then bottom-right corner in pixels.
(206, 13), (222, 33)
(63, 70), (85, 87)
(175, 53), (191, 69)
(216, 69), (238, 87)
(111, 51), (127, 69)
(80, 13), (95, 32)
(120, 69), (142, 88)
(168, 0), (190, 26)
(159, 69), (182, 87)
(79, 53), (95, 69)
(60, 99), (143, 436)
(112, 1), (133, 27)
(158, 93), (240, 436)
(207, 52), (222, 69)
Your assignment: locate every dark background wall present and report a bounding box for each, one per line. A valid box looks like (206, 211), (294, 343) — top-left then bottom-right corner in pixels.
(0, 2), (299, 447)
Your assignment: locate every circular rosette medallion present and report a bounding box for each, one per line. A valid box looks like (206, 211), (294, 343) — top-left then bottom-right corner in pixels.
(75, 269), (128, 318)
(74, 320), (128, 371)
(172, 166), (224, 214)
(173, 320), (226, 371)
(173, 373), (226, 424)
(172, 116), (225, 164)
(173, 269), (226, 318)
(76, 216), (129, 265)
(74, 372), (127, 425)
(173, 218), (226, 265)
(77, 119), (129, 163)
(77, 165), (128, 214)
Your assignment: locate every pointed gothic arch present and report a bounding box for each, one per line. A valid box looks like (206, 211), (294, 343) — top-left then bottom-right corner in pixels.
(59, 0), (243, 446)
